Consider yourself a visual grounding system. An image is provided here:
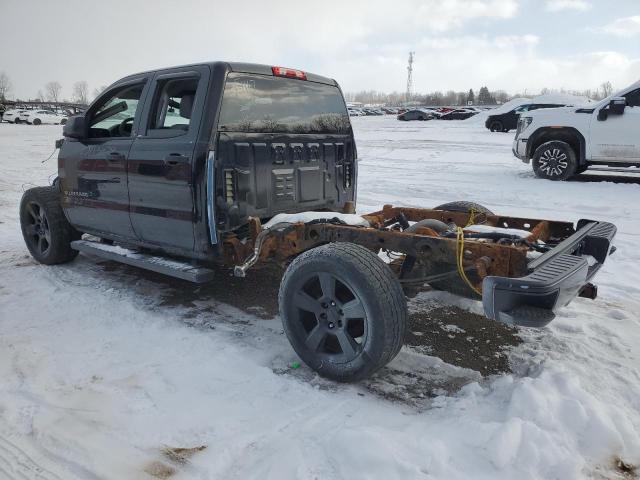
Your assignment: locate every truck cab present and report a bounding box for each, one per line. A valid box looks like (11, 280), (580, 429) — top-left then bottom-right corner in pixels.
(513, 80), (640, 180)
(58, 62), (357, 259)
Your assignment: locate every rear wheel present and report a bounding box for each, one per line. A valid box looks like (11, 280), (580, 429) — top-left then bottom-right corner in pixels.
(532, 140), (577, 181)
(279, 243), (407, 382)
(489, 120), (503, 132)
(20, 186), (80, 265)
(14, 118), (20, 124)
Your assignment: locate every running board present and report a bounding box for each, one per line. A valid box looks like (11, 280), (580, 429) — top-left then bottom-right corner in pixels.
(70, 240), (215, 283)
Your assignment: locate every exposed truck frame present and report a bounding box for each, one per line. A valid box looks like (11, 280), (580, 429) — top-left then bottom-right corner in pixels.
(20, 61), (617, 382)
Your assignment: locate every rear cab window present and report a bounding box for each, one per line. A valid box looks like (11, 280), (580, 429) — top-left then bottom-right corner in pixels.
(218, 73), (351, 134)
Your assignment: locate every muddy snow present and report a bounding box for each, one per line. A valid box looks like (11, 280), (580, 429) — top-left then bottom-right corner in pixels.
(1, 117), (639, 479)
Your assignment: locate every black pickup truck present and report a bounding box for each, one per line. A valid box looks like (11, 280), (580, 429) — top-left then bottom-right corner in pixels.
(20, 61), (617, 382)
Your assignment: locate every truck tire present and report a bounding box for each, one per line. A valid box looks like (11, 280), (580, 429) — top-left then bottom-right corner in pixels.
(20, 186), (80, 265)
(434, 201), (494, 218)
(431, 201), (494, 299)
(279, 242), (407, 382)
(532, 141), (577, 181)
(489, 120), (503, 132)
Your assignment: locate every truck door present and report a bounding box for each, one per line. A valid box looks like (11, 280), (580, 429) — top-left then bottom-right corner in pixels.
(127, 67), (209, 251)
(60, 78), (149, 239)
(590, 88), (640, 162)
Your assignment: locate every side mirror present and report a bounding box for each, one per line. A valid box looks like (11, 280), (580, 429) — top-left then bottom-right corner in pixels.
(597, 109), (608, 121)
(62, 115), (86, 139)
(609, 96), (626, 115)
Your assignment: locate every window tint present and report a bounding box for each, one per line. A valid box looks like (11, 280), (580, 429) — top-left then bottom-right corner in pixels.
(149, 77), (199, 133)
(624, 88), (640, 107)
(89, 84), (144, 138)
(514, 105), (530, 113)
(219, 73), (350, 134)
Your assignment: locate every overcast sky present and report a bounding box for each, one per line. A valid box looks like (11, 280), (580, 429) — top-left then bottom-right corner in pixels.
(2, 0), (639, 101)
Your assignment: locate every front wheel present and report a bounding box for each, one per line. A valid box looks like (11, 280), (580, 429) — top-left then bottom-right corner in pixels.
(14, 118), (20, 124)
(20, 186), (80, 265)
(32, 118), (42, 125)
(279, 243), (407, 382)
(532, 140), (577, 181)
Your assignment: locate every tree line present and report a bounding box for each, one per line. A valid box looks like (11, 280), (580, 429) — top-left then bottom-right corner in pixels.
(345, 82), (616, 106)
(0, 69), (617, 108)
(0, 71), (107, 105)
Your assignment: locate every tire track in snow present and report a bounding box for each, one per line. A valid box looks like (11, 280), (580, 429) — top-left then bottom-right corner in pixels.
(0, 435), (65, 480)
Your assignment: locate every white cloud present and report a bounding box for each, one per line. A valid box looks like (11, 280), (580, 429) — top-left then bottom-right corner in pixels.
(544, 0), (591, 12)
(325, 35), (639, 95)
(600, 16), (640, 37)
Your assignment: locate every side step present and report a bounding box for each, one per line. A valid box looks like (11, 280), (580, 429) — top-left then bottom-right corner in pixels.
(71, 240), (215, 283)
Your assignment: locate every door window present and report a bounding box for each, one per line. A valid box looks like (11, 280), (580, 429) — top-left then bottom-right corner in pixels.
(88, 83), (145, 138)
(624, 88), (640, 108)
(148, 77), (199, 135)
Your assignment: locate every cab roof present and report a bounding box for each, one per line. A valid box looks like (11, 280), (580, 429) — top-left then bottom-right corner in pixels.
(122, 61), (338, 87)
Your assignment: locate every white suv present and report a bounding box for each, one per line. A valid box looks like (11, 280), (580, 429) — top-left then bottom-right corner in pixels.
(513, 80), (640, 180)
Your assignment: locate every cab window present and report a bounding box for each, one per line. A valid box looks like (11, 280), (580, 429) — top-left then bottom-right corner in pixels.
(88, 83), (145, 138)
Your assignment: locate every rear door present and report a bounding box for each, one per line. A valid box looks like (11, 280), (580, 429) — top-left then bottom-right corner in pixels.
(60, 78), (150, 238)
(127, 66), (209, 251)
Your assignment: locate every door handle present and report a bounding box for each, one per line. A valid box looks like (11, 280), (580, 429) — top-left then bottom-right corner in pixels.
(106, 152), (125, 162)
(164, 153), (190, 166)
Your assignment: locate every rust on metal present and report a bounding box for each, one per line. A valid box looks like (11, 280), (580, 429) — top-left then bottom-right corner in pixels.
(227, 205), (577, 285)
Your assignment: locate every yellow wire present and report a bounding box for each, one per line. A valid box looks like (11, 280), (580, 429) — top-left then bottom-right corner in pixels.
(456, 227), (483, 296)
(465, 207), (477, 227)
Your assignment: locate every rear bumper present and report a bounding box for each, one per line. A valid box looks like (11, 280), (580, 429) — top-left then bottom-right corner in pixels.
(482, 220), (616, 327)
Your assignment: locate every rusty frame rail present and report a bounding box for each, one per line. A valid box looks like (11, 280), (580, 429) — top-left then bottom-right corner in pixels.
(223, 205), (578, 293)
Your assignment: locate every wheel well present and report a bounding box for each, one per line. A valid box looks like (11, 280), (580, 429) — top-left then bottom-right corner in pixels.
(527, 128), (586, 164)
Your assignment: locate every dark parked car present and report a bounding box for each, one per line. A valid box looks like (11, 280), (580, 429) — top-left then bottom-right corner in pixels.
(485, 103), (565, 132)
(439, 109), (477, 120)
(397, 109), (433, 121)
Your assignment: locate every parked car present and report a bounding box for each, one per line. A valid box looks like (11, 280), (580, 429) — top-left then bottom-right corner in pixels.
(439, 109), (477, 120)
(347, 108), (363, 116)
(3, 109), (27, 123)
(22, 110), (68, 125)
(486, 103), (566, 132)
(397, 109), (434, 121)
(513, 80), (640, 180)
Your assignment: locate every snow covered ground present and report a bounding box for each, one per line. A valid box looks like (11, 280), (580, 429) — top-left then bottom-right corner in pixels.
(1, 117), (639, 479)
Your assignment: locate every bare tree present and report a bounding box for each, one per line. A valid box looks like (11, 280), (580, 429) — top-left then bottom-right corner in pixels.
(600, 81), (613, 99)
(92, 85), (107, 100)
(0, 72), (12, 101)
(45, 81), (62, 103)
(72, 80), (89, 105)
(36, 89), (45, 102)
